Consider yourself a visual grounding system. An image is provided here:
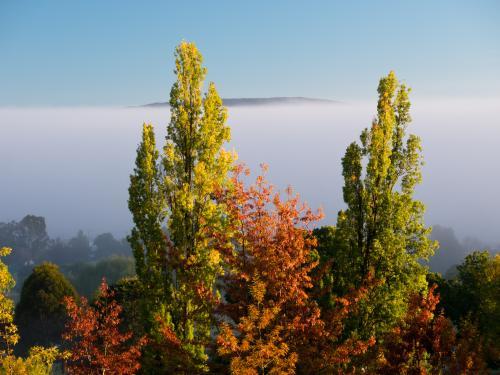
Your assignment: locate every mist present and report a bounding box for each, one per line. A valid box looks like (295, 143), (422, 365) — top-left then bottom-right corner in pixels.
(1, 99), (499, 251)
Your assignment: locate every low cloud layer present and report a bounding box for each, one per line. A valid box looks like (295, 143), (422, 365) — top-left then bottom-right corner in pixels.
(1, 99), (499, 247)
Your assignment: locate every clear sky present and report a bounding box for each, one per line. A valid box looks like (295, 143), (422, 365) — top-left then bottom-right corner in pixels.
(1, 0), (499, 106)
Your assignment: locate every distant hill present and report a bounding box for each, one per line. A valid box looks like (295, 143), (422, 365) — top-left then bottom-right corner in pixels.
(139, 97), (340, 108)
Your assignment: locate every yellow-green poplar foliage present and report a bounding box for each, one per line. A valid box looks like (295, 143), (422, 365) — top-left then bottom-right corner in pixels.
(333, 71), (437, 337)
(128, 41), (234, 372)
(128, 123), (166, 321)
(1, 346), (61, 375)
(164, 41), (233, 367)
(0, 247), (18, 358)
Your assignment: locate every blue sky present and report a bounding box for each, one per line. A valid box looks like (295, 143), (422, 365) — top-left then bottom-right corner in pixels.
(1, 0), (499, 106)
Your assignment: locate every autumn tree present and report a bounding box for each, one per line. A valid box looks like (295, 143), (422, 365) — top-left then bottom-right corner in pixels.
(215, 166), (373, 374)
(218, 278), (298, 375)
(374, 285), (455, 373)
(128, 41), (234, 372)
(62, 279), (145, 375)
(373, 285), (487, 374)
(449, 319), (488, 375)
(330, 71), (436, 337)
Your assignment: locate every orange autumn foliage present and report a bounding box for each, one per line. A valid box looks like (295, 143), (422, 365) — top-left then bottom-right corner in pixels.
(141, 313), (203, 373)
(215, 165), (374, 374)
(218, 278), (299, 374)
(448, 319), (488, 375)
(375, 285), (487, 374)
(62, 279), (146, 375)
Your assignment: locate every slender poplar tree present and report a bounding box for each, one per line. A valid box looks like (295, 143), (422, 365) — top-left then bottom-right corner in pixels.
(128, 41), (234, 372)
(332, 71), (437, 337)
(128, 123), (166, 327)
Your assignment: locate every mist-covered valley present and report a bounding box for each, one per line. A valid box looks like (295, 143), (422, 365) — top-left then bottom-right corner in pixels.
(1, 98), (499, 275)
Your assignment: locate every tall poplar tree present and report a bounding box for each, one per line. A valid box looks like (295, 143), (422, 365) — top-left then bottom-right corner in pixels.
(128, 123), (166, 325)
(332, 71), (436, 337)
(128, 41), (234, 372)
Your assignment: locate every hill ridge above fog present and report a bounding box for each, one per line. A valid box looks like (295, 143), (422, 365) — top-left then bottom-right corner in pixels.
(138, 97), (341, 108)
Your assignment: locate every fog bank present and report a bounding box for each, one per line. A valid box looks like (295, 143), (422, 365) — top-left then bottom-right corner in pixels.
(1, 99), (499, 247)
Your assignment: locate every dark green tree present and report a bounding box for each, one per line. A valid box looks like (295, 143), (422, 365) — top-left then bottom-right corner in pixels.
(434, 251), (500, 367)
(15, 262), (77, 354)
(109, 277), (145, 340)
(311, 226), (339, 309)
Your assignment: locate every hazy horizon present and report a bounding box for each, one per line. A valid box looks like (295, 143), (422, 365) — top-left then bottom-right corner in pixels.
(1, 98), (499, 249)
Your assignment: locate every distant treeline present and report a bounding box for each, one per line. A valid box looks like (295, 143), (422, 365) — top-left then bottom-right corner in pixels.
(2, 213), (497, 297)
(0, 214), (134, 300)
(429, 224), (499, 275)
